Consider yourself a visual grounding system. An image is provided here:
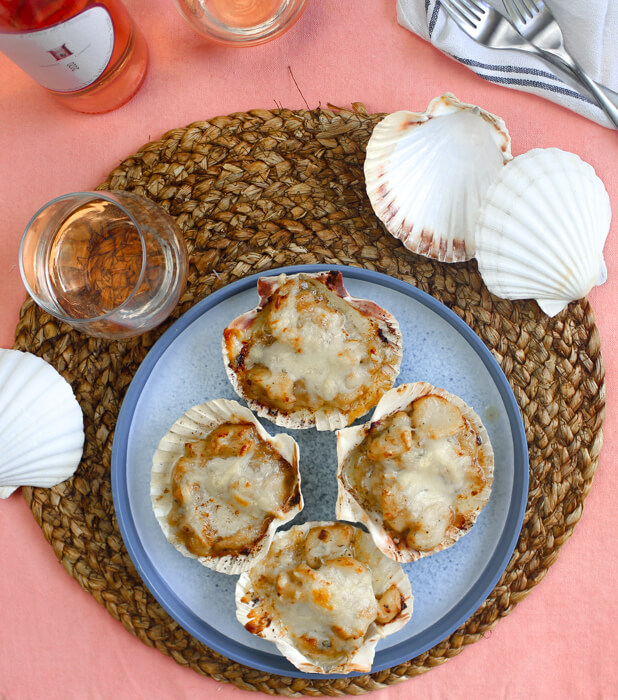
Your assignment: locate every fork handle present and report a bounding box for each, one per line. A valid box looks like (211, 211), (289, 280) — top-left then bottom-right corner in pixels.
(571, 64), (618, 130)
(545, 49), (618, 130)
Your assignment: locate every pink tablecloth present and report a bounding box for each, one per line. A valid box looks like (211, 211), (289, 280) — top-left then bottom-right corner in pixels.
(1, 1), (616, 697)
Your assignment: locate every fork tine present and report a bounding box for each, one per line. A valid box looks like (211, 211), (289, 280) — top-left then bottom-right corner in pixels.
(457, 0), (484, 24)
(456, 0), (489, 19)
(440, 0), (475, 29)
(509, 0), (531, 22)
(450, 0), (482, 23)
(441, 0), (478, 27)
(502, 1), (520, 24)
(520, 0), (537, 17)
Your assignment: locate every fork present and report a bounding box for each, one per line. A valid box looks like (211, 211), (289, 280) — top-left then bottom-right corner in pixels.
(440, 0), (532, 51)
(440, 0), (618, 129)
(502, 0), (618, 129)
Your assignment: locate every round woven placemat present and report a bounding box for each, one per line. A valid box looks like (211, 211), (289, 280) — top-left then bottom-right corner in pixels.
(14, 105), (605, 696)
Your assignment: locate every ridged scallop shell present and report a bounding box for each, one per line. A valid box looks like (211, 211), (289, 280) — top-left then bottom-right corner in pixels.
(364, 93), (512, 263)
(475, 148), (611, 317)
(336, 382), (494, 563)
(222, 271), (403, 431)
(151, 398), (302, 575)
(0, 349), (84, 498)
(235, 521), (413, 674)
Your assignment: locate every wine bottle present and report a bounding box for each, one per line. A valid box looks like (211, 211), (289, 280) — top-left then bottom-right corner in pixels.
(0, 0), (148, 113)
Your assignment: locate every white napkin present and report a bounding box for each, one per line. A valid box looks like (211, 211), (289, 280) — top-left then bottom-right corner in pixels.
(397, 0), (618, 128)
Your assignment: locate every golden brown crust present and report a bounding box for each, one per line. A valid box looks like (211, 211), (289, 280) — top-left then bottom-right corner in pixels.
(168, 421), (299, 559)
(222, 272), (402, 430)
(338, 386), (494, 560)
(235, 521), (413, 674)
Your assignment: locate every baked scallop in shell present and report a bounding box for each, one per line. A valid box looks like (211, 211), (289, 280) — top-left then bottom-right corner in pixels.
(364, 92), (512, 262)
(475, 147), (611, 317)
(336, 383), (494, 562)
(235, 521), (413, 674)
(222, 271), (403, 431)
(151, 399), (302, 575)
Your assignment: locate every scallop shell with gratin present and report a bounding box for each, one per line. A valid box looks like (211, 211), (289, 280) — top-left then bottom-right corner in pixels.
(0, 349), (84, 499)
(235, 521), (413, 674)
(336, 382), (494, 563)
(151, 398), (302, 575)
(474, 148), (611, 317)
(222, 271), (403, 431)
(364, 93), (512, 263)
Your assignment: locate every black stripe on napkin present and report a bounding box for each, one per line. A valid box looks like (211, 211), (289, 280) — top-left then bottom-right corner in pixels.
(453, 58), (594, 105)
(454, 56), (561, 81)
(429, 0), (441, 36)
(424, 0), (599, 111)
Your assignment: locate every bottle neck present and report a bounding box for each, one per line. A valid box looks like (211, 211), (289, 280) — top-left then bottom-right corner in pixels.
(0, 0), (95, 31)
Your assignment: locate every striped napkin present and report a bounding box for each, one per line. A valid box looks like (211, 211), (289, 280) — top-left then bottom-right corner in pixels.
(397, 0), (618, 128)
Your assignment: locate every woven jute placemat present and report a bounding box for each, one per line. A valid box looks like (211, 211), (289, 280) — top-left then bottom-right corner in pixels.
(14, 106), (605, 696)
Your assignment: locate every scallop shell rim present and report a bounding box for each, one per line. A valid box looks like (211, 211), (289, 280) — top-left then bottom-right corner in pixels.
(336, 382), (495, 563)
(150, 398), (303, 575)
(234, 520), (413, 674)
(221, 271), (403, 431)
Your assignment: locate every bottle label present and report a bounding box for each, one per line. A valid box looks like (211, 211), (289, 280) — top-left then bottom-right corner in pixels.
(0, 6), (114, 92)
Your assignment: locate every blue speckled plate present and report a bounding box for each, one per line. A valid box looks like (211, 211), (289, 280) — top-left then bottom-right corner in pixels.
(111, 264), (528, 679)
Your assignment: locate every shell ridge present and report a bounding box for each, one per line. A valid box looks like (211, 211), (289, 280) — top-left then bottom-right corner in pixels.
(0, 362), (79, 439)
(0, 350), (84, 496)
(0, 426), (83, 470)
(0, 447), (83, 486)
(475, 147), (611, 313)
(150, 398), (302, 574)
(535, 166), (592, 282)
(365, 94), (511, 263)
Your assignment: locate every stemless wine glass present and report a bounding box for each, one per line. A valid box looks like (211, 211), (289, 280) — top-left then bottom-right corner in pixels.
(19, 191), (189, 340)
(174, 0), (307, 46)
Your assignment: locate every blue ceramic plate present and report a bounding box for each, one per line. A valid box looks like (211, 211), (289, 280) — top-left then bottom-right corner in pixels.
(111, 264), (528, 678)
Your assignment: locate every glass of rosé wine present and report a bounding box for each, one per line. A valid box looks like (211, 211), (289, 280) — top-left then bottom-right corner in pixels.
(19, 191), (189, 340)
(175, 0), (307, 46)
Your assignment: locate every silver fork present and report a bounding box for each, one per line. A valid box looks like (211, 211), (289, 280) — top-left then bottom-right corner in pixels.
(439, 0), (618, 129)
(440, 0), (531, 51)
(502, 0), (618, 129)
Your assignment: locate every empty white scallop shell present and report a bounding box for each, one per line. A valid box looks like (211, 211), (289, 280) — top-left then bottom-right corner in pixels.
(0, 349), (84, 498)
(475, 148), (612, 317)
(364, 93), (512, 263)
(235, 521), (413, 674)
(336, 382), (494, 563)
(151, 398), (302, 575)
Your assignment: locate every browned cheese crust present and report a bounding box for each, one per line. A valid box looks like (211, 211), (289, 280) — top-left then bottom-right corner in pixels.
(223, 273), (401, 427)
(341, 394), (492, 554)
(240, 523), (408, 670)
(168, 422), (300, 558)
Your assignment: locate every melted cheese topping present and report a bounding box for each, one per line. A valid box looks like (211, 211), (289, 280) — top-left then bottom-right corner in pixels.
(168, 422), (298, 558)
(224, 275), (400, 424)
(275, 558), (378, 656)
(343, 395), (490, 552)
(249, 285), (369, 403)
(242, 523), (406, 671)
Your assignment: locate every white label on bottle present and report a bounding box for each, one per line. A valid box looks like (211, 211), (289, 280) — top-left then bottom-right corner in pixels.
(0, 6), (114, 92)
